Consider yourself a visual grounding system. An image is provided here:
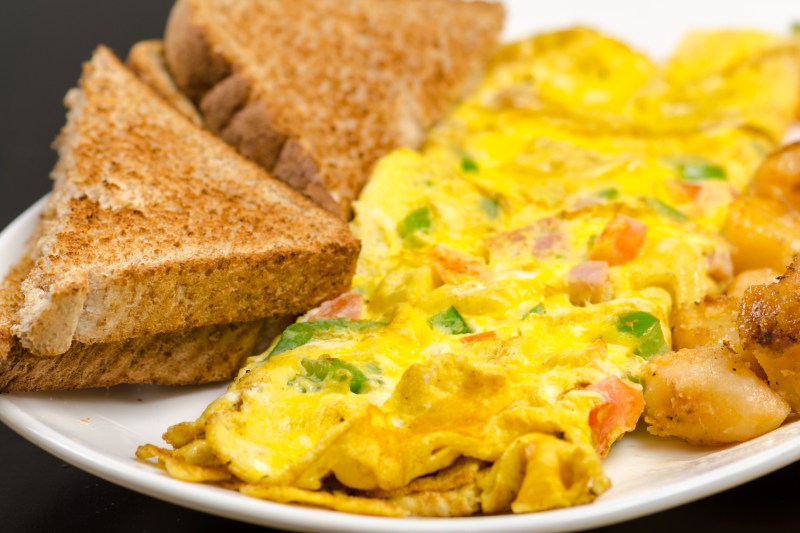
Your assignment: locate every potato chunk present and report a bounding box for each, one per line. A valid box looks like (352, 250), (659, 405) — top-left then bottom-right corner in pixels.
(723, 195), (800, 273)
(671, 294), (764, 379)
(740, 257), (800, 410)
(727, 268), (779, 298)
(671, 296), (740, 350)
(641, 346), (789, 445)
(750, 141), (800, 210)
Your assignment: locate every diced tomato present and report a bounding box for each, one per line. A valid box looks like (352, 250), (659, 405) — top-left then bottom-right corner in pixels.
(586, 376), (645, 456)
(304, 292), (364, 321)
(590, 214), (647, 266)
(461, 331), (497, 343)
(431, 245), (490, 284)
(567, 260), (610, 305)
(674, 181), (703, 201)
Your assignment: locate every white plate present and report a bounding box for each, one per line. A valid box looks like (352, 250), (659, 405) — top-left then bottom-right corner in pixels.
(3, 1), (800, 531)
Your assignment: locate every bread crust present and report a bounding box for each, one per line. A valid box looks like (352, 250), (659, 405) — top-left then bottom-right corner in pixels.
(127, 40), (204, 126)
(12, 47), (359, 356)
(199, 73), (250, 134)
(0, 321), (265, 392)
(163, 0), (231, 103)
(164, 0), (505, 218)
(0, 230), (294, 392)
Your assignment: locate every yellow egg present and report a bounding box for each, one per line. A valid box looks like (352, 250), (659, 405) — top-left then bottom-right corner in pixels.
(144, 27), (800, 516)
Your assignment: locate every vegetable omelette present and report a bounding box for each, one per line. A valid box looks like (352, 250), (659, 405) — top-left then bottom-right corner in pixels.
(138, 27), (800, 516)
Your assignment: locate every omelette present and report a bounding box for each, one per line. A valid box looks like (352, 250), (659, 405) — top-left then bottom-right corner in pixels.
(138, 28), (800, 516)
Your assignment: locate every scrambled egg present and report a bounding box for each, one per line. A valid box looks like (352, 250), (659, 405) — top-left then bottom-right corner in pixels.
(138, 28), (800, 516)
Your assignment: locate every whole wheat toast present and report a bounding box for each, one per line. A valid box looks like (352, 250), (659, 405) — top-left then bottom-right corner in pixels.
(164, 0), (505, 217)
(0, 231), (295, 391)
(127, 39), (204, 126)
(10, 46), (359, 357)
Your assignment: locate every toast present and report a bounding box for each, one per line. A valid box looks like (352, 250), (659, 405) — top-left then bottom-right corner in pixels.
(127, 39), (204, 126)
(163, 0), (505, 217)
(9, 46), (359, 357)
(0, 260), (274, 392)
(0, 231), (293, 392)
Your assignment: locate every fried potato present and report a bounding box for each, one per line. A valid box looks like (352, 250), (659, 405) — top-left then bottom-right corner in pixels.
(723, 195), (800, 273)
(641, 345), (789, 445)
(750, 353), (800, 412)
(750, 141), (800, 210)
(727, 268), (779, 298)
(740, 257), (800, 410)
(671, 295), (740, 350)
(740, 257), (800, 352)
(671, 293), (765, 378)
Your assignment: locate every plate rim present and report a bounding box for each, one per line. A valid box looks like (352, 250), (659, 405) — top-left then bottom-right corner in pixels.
(4, 383), (800, 533)
(6, 0), (800, 529)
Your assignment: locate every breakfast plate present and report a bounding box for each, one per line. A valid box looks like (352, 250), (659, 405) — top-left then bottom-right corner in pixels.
(4, 1), (800, 531)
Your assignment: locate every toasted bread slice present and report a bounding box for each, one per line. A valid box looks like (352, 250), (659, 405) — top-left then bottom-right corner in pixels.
(0, 238), (292, 391)
(0, 323), (262, 392)
(127, 40), (204, 126)
(11, 46), (359, 357)
(164, 0), (504, 216)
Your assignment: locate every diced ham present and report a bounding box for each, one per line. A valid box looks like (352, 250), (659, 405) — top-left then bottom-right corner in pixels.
(488, 217), (567, 260)
(567, 261), (610, 305)
(533, 232), (562, 257)
(304, 292), (364, 321)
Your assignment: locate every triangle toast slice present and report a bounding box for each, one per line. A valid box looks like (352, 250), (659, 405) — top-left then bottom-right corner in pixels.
(11, 46), (359, 357)
(164, 0), (505, 216)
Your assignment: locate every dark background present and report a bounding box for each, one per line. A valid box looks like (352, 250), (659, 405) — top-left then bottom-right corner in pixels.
(1, 1), (799, 532)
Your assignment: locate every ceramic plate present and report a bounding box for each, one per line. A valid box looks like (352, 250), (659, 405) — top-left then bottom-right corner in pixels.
(3, 1), (800, 531)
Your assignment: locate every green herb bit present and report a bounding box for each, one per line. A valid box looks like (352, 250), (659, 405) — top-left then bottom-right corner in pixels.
(596, 188), (620, 200)
(398, 206), (433, 239)
(270, 325), (314, 357)
(480, 196), (501, 219)
(461, 156), (480, 173)
(676, 161), (727, 182)
(645, 197), (688, 222)
(523, 303), (546, 318)
(792, 21), (800, 36)
(428, 306), (472, 335)
(616, 311), (669, 359)
(269, 319), (383, 356)
(300, 358), (368, 394)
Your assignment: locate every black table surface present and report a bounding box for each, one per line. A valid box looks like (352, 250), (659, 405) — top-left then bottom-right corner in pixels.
(2, 2), (800, 532)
